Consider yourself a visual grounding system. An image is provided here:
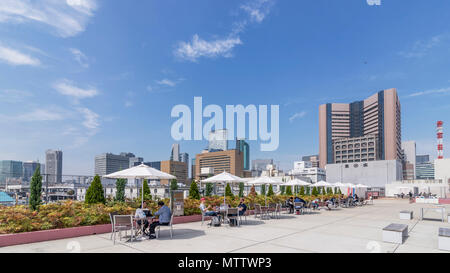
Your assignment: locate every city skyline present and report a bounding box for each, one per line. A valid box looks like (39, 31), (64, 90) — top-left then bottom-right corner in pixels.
(1, 1), (450, 175)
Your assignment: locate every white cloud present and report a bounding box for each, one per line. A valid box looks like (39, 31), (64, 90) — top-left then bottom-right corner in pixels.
(53, 79), (99, 99)
(289, 111), (306, 123)
(399, 34), (447, 58)
(0, 45), (41, 66)
(0, 0), (98, 37)
(175, 34), (242, 62)
(240, 0), (273, 24)
(407, 87), (450, 98)
(0, 89), (33, 103)
(77, 107), (99, 130)
(156, 79), (177, 87)
(69, 48), (89, 68)
(124, 101), (133, 108)
(16, 109), (65, 122)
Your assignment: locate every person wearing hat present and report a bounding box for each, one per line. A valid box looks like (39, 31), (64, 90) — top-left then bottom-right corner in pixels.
(199, 198), (217, 217)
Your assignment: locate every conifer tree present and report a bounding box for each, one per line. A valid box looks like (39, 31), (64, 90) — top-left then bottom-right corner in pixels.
(85, 175), (106, 204)
(29, 166), (42, 211)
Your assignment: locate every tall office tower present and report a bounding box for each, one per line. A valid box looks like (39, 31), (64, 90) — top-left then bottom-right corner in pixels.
(236, 139), (250, 170)
(45, 150), (63, 184)
(95, 153), (130, 176)
(129, 157), (144, 168)
(179, 153), (189, 165)
(0, 160), (23, 184)
(23, 161), (41, 182)
(171, 144), (180, 162)
(319, 88), (401, 168)
(401, 141), (416, 179)
(208, 129), (228, 151)
(195, 149), (244, 180)
(416, 155), (430, 165)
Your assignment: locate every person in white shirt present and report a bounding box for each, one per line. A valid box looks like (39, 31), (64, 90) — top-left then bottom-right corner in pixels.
(135, 201), (149, 235)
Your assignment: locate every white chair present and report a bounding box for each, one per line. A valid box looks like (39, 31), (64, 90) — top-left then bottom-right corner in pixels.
(226, 208), (240, 227)
(156, 214), (174, 239)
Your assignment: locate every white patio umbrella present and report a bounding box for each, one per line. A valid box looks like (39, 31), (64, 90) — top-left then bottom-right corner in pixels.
(201, 171), (246, 205)
(314, 181), (332, 187)
(332, 182), (347, 187)
(283, 179), (311, 195)
(104, 163), (176, 208)
(356, 184), (368, 188)
(246, 176), (283, 206)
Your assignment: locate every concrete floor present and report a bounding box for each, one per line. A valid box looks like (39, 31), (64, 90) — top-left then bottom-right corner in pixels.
(1, 199), (449, 253)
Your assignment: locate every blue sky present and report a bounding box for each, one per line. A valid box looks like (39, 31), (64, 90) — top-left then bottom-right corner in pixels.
(1, 0), (450, 175)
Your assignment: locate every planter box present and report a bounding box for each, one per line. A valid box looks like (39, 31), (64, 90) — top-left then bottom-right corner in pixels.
(382, 223), (408, 244)
(0, 214), (206, 248)
(438, 228), (450, 251)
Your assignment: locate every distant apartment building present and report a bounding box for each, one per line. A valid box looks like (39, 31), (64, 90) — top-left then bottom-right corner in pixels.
(143, 160), (188, 186)
(129, 157), (143, 168)
(435, 158), (450, 184)
(46, 150), (63, 184)
(95, 153), (133, 176)
(290, 161), (325, 183)
(251, 159), (273, 177)
(333, 135), (378, 164)
(23, 161), (43, 182)
(0, 160), (23, 184)
(302, 155), (319, 168)
(319, 88), (402, 169)
(195, 149), (244, 180)
(208, 129), (228, 151)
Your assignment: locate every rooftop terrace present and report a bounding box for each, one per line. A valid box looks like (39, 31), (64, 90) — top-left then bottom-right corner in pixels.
(1, 199), (449, 253)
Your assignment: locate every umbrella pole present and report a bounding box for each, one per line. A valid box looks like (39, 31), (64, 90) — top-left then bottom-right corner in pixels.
(141, 178), (144, 209)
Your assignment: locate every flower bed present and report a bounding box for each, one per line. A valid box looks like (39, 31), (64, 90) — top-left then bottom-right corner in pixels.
(0, 194), (341, 235)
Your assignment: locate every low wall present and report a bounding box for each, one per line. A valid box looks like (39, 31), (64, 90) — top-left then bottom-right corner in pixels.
(0, 214), (203, 248)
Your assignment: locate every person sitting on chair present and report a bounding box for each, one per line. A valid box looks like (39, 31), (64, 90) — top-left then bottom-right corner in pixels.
(287, 197), (294, 214)
(135, 201), (150, 235)
(238, 198), (247, 216)
(311, 198), (320, 210)
(148, 201), (171, 239)
(200, 198), (217, 217)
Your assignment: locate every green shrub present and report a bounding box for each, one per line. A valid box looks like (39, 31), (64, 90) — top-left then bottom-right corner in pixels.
(85, 175), (106, 204)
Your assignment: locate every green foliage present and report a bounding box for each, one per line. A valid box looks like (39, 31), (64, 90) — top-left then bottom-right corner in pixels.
(189, 181), (200, 200)
(338, 188), (342, 195)
(300, 186), (305, 195)
(280, 186), (285, 195)
(311, 187), (318, 196)
(261, 184), (266, 195)
(249, 185), (257, 196)
(225, 183), (233, 197)
(170, 179), (178, 191)
(286, 186), (293, 196)
(85, 175), (106, 205)
(267, 184), (274, 196)
(327, 187), (333, 195)
(306, 186), (311, 195)
(143, 179), (151, 200)
(29, 166), (42, 211)
(115, 178), (126, 202)
(239, 182), (245, 198)
(205, 183), (214, 196)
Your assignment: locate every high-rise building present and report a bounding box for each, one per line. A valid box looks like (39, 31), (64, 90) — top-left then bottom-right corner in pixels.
(401, 141), (416, 179)
(95, 153), (130, 176)
(170, 144), (180, 162)
(45, 150), (63, 184)
(179, 153), (189, 165)
(23, 161), (42, 182)
(416, 155), (430, 165)
(0, 160), (23, 184)
(416, 162), (435, 180)
(236, 139), (250, 170)
(143, 160), (188, 186)
(129, 157), (144, 168)
(319, 88), (401, 168)
(251, 159), (273, 177)
(302, 155), (319, 168)
(195, 149), (244, 180)
(208, 129), (228, 151)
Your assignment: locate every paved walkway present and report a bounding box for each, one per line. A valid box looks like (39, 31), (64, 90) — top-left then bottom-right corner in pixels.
(1, 199), (449, 253)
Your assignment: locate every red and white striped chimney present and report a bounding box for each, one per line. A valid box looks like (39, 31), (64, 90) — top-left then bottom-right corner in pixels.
(437, 121), (444, 159)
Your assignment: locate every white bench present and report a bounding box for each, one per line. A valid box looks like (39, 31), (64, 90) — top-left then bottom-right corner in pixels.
(399, 210), (413, 220)
(438, 228), (450, 251)
(383, 223), (408, 244)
